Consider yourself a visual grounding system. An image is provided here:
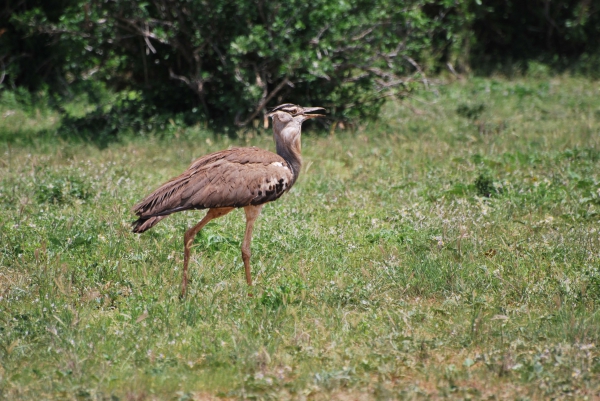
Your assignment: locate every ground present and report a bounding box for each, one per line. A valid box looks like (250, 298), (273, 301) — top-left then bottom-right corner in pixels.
(1, 75), (599, 400)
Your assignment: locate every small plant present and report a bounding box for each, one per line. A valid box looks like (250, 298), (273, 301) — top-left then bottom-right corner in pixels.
(474, 172), (495, 197)
(260, 279), (307, 308)
(35, 174), (93, 204)
(456, 103), (485, 120)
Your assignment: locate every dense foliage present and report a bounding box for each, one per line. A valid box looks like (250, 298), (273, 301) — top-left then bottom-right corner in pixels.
(4, 0), (453, 127)
(1, 0), (599, 132)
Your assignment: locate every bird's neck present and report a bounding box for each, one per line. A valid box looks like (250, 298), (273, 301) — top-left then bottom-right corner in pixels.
(274, 133), (302, 183)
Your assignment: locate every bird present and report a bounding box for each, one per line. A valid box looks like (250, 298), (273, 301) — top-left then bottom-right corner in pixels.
(132, 103), (326, 296)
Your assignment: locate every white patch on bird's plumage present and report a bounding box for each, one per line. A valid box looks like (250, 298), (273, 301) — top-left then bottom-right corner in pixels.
(270, 162), (284, 167)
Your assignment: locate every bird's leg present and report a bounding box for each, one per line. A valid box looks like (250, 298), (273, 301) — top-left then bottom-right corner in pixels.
(242, 204), (264, 286)
(182, 207), (233, 297)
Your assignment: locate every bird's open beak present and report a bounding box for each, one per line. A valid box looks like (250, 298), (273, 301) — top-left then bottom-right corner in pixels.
(301, 107), (326, 119)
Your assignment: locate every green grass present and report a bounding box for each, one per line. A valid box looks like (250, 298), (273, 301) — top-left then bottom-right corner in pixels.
(1, 75), (600, 400)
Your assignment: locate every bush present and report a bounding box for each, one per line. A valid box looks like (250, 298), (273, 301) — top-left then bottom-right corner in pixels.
(4, 0), (600, 137)
(7, 0), (462, 130)
(35, 173), (93, 205)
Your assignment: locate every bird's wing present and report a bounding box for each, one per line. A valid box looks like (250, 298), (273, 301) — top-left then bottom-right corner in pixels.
(133, 147), (295, 217)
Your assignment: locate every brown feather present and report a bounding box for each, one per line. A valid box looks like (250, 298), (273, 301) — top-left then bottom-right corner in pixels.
(132, 215), (167, 233)
(132, 147), (294, 227)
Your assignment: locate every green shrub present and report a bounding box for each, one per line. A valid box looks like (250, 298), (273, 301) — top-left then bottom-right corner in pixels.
(8, 0), (464, 131)
(474, 172), (496, 198)
(35, 173), (93, 205)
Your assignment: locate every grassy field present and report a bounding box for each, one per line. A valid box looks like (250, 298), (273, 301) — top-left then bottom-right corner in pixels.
(1, 75), (600, 400)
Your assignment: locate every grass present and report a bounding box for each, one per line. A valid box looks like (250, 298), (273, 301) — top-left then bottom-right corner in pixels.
(1, 75), (600, 400)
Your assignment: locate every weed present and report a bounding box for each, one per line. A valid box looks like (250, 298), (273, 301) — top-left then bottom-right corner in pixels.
(474, 172), (497, 197)
(456, 103), (485, 120)
(35, 173), (93, 205)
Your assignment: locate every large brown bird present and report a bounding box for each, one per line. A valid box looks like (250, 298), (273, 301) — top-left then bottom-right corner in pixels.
(132, 104), (325, 296)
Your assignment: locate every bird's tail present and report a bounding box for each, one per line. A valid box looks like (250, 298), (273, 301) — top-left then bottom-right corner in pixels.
(132, 215), (167, 233)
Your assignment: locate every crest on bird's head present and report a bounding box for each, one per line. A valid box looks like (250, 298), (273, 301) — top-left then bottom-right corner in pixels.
(267, 104), (326, 119)
(268, 103), (302, 116)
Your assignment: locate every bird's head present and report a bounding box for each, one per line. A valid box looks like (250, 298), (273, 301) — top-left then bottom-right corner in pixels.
(267, 103), (325, 174)
(267, 103), (326, 126)
(267, 103), (326, 160)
